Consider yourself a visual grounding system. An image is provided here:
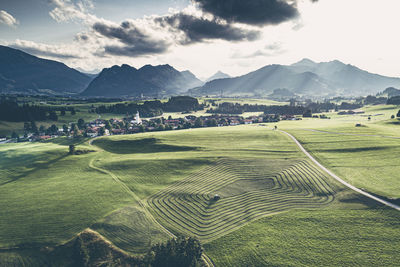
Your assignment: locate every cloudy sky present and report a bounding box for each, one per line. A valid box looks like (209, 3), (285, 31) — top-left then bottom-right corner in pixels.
(0, 0), (399, 79)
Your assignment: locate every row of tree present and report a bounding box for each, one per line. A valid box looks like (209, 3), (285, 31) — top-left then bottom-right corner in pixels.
(0, 99), (76, 122)
(207, 101), (363, 115)
(95, 96), (204, 117)
(72, 235), (203, 267)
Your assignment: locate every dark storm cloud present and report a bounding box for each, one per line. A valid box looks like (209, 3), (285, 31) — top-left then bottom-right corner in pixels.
(92, 21), (169, 56)
(102, 43), (168, 57)
(155, 13), (260, 44)
(193, 0), (319, 26)
(193, 0), (299, 26)
(89, 0), (321, 57)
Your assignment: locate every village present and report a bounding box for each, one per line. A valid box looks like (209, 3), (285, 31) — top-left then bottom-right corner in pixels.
(2, 111), (288, 143)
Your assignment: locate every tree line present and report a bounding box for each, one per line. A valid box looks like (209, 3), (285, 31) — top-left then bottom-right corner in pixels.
(207, 101), (363, 116)
(95, 96), (204, 117)
(71, 235), (204, 267)
(0, 98), (75, 122)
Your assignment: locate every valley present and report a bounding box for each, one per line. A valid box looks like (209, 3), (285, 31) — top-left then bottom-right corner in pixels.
(0, 104), (399, 266)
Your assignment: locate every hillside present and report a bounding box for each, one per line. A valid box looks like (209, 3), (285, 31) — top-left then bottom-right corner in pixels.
(377, 87), (400, 97)
(81, 64), (203, 98)
(205, 71), (231, 82)
(0, 46), (92, 94)
(190, 59), (400, 97)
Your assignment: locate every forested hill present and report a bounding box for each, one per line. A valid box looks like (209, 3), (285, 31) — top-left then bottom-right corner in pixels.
(81, 64), (203, 98)
(0, 46), (92, 94)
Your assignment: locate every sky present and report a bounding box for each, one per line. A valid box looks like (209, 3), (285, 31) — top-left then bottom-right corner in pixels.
(0, 0), (399, 79)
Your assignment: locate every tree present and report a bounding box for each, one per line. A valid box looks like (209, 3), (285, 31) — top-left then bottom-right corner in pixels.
(105, 120), (112, 130)
(71, 109), (76, 115)
(397, 110), (400, 118)
(11, 131), (18, 139)
(157, 124), (165, 131)
(39, 125), (46, 133)
(63, 124), (69, 135)
(206, 118), (217, 127)
(72, 124), (80, 137)
(69, 145), (75, 155)
(194, 118), (203, 128)
(77, 118), (85, 129)
(30, 121), (39, 135)
(48, 124), (58, 135)
(303, 109), (312, 118)
(147, 236), (203, 267)
(391, 115), (395, 119)
(99, 127), (105, 136)
(48, 111), (58, 121)
(24, 122), (30, 132)
(60, 110), (66, 116)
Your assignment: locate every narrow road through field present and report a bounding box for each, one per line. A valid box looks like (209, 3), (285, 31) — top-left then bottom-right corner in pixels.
(303, 129), (400, 139)
(88, 138), (215, 267)
(281, 130), (400, 211)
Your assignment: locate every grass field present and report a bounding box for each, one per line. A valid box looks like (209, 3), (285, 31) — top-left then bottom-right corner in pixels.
(277, 105), (400, 200)
(0, 104), (399, 266)
(205, 208), (400, 266)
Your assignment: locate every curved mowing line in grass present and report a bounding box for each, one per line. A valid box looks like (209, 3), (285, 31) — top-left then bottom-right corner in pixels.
(147, 159), (335, 242)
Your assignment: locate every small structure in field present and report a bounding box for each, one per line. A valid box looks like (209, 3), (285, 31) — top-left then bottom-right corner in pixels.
(213, 194), (221, 201)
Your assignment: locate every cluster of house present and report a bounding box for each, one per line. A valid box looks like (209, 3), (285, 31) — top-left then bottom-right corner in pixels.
(81, 113), (270, 138)
(2, 112), (282, 143)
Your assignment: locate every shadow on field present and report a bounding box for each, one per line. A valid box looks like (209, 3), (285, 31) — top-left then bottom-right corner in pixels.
(43, 137), (90, 146)
(386, 120), (400, 125)
(321, 146), (389, 153)
(0, 154), (68, 186)
(92, 138), (198, 154)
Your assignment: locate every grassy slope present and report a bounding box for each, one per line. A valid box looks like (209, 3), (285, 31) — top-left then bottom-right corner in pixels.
(205, 208), (400, 267)
(1, 105), (400, 265)
(91, 125), (400, 266)
(0, 142), (133, 248)
(278, 105), (400, 199)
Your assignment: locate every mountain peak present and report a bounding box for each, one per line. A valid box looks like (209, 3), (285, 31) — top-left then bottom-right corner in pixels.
(206, 71), (231, 82)
(292, 58), (316, 66)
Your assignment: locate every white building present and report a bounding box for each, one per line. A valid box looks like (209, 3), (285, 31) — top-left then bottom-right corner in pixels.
(131, 111), (142, 125)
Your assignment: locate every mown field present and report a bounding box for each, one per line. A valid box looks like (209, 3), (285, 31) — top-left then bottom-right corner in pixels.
(278, 105), (400, 200)
(0, 104), (399, 266)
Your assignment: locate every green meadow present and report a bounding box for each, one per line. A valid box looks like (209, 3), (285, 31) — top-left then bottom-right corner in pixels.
(278, 105), (400, 200)
(0, 104), (399, 266)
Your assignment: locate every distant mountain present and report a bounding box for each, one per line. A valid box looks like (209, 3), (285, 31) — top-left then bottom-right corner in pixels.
(75, 68), (100, 79)
(81, 64), (203, 98)
(190, 59), (400, 97)
(0, 45), (92, 94)
(205, 71), (231, 82)
(377, 87), (400, 98)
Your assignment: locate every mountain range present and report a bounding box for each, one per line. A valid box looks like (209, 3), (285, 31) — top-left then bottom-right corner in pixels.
(1, 45), (400, 98)
(0, 45), (92, 94)
(81, 64), (203, 98)
(190, 58), (400, 97)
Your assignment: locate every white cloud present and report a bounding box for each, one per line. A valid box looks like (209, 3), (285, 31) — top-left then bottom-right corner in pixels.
(33, 0), (400, 78)
(48, 0), (97, 24)
(11, 39), (83, 59)
(0, 10), (19, 27)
